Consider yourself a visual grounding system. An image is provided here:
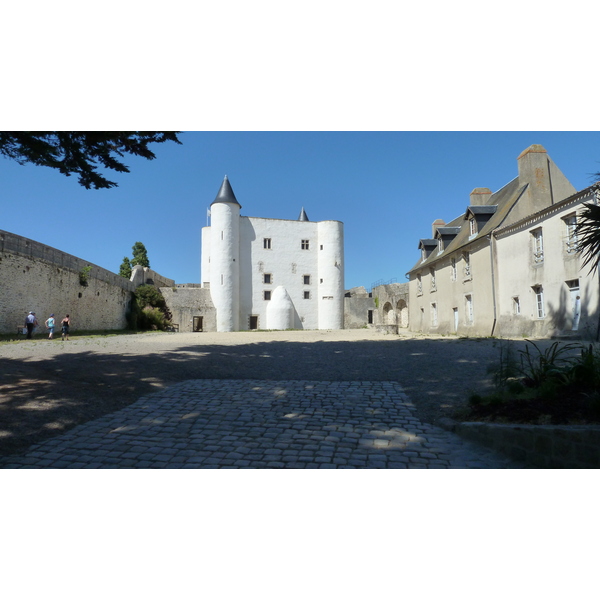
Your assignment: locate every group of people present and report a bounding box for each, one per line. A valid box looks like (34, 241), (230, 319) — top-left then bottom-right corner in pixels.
(24, 312), (70, 340)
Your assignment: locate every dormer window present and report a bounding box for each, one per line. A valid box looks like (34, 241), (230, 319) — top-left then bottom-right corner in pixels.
(464, 205), (497, 238)
(418, 239), (437, 262)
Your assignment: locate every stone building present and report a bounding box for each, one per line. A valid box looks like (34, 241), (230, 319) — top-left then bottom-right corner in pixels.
(407, 144), (600, 339)
(165, 176), (345, 332)
(344, 282), (409, 333)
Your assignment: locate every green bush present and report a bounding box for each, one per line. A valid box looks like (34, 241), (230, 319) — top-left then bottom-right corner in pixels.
(127, 285), (172, 331)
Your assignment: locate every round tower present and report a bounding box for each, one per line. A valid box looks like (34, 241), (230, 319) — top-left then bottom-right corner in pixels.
(317, 220), (344, 329)
(209, 176), (241, 332)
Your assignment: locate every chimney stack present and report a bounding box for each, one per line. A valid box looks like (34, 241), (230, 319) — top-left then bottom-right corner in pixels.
(432, 219), (445, 237)
(470, 188), (492, 205)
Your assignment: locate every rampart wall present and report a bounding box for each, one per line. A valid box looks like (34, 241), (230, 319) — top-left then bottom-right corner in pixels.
(0, 230), (136, 333)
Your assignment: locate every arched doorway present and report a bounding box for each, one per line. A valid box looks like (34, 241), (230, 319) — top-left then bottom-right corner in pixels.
(383, 302), (395, 325)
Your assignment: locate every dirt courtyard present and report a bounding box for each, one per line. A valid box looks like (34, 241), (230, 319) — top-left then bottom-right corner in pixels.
(0, 329), (541, 457)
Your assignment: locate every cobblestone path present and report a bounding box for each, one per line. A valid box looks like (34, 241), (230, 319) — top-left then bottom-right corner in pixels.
(0, 380), (523, 468)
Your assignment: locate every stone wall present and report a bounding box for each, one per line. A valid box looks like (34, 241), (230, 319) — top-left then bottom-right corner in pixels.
(160, 285), (216, 333)
(344, 287), (375, 329)
(372, 283), (409, 330)
(0, 230), (136, 333)
(131, 265), (175, 289)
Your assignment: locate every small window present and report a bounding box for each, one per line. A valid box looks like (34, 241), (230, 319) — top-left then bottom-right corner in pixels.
(263, 273), (272, 284)
(438, 238), (444, 252)
(463, 251), (471, 278)
(320, 245), (324, 250)
(532, 229), (544, 264)
(303, 275), (311, 285)
(320, 278), (324, 284)
(264, 238), (272, 249)
(513, 296), (520, 315)
(430, 267), (436, 291)
(264, 290), (271, 301)
(469, 218), (477, 237)
(564, 215), (578, 254)
(533, 286), (545, 318)
(451, 258), (457, 281)
(417, 273), (423, 295)
(301, 240), (310, 250)
(368, 309), (373, 324)
(303, 291), (310, 299)
(465, 294), (473, 324)
(431, 302), (438, 326)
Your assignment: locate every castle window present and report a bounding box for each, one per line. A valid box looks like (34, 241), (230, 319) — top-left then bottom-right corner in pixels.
(465, 294), (473, 324)
(533, 286), (545, 318)
(301, 240), (310, 250)
(264, 238), (272, 249)
(303, 275), (311, 285)
(532, 228), (544, 264)
(469, 218), (477, 238)
(263, 273), (272, 284)
(320, 245), (324, 250)
(463, 251), (471, 278)
(264, 290), (271, 300)
(513, 296), (521, 315)
(451, 258), (457, 281)
(430, 302), (438, 326)
(564, 214), (578, 254)
(304, 291), (310, 299)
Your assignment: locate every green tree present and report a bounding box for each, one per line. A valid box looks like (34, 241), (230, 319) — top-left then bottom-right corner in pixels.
(577, 200), (600, 273)
(119, 257), (132, 279)
(0, 131), (181, 189)
(131, 241), (150, 268)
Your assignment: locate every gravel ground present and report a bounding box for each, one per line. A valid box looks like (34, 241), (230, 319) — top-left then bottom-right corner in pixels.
(0, 328), (549, 457)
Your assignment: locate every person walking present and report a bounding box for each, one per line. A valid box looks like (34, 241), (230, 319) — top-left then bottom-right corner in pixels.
(61, 314), (71, 341)
(45, 314), (56, 339)
(24, 312), (38, 339)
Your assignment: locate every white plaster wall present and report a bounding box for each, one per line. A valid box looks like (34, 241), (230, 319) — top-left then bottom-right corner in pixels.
(240, 217), (319, 330)
(209, 202), (240, 331)
(409, 240), (494, 336)
(317, 220), (344, 329)
(495, 200), (600, 339)
(201, 226), (211, 287)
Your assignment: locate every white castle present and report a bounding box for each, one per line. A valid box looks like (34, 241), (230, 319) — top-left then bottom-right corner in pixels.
(200, 176), (345, 332)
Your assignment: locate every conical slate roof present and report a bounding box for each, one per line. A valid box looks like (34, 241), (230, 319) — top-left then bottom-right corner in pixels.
(298, 207), (309, 221)
(211, 175), (241, 207)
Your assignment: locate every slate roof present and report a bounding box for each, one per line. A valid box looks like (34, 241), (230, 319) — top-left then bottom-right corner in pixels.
(298, 207), (309, 221)
(211, 175), (241, 208)
(407, 176), (527, 274)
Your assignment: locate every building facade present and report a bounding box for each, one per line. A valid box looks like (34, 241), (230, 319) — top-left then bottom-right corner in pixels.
(407, 144), (600, 339)
(199, 176), (345, 332)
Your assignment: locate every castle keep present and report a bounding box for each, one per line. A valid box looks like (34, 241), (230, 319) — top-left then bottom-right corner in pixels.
(197, 176), (345, 332)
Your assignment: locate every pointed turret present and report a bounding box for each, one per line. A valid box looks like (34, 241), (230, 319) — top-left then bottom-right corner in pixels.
(298, 207), (309, 221)
(211, 175), (241, 207)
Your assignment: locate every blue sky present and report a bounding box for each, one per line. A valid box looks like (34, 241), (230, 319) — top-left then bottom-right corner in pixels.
(2, 131), (599, 290)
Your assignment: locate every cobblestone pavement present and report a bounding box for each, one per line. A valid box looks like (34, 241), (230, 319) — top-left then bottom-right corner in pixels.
(0, 380), (524, 469)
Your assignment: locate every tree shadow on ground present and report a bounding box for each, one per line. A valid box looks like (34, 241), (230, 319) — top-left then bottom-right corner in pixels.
(0, 336), (551, 456)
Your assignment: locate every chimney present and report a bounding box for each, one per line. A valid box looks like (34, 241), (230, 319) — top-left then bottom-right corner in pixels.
(517, 144), (552, 210)
(432, 219), (445, 237)
(470, 188), (492, 205)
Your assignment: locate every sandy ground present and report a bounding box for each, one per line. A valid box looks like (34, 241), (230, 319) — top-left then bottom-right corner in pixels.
(0, 328), (555, 457)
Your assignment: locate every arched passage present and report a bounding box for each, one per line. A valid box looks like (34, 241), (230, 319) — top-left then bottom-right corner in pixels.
(383, 301), (395, 325)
